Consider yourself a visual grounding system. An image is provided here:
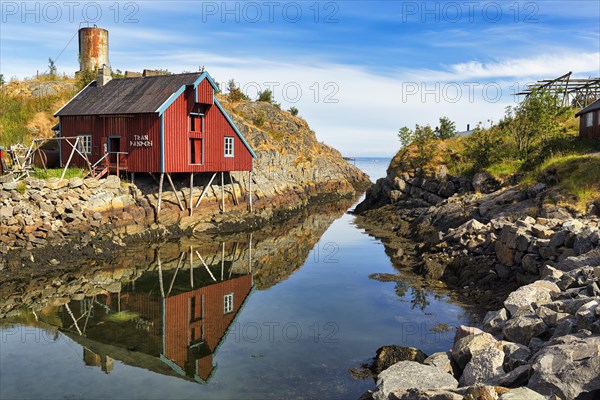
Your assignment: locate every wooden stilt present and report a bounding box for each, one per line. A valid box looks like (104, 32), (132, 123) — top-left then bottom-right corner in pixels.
(221, 242), (225, 281)
(195, 172), (217, 208)
(148, 172), (159, 184)
(157, 173), (164, 221)
(189, 173), (194, 216)
(131, 172), (135, 185)
(229, 172), (239, 205)
(61, 137), (79, 179)
(167, 251), (185, 296)
(189, 246), (194, 288)
(157, 255), (165, 299)
(166, 173), (185, 211)
(221, 171), (225, 212)
(249, 233), (252, 274)
(196, 250), (216, 282)
(248, 170), (253, 212)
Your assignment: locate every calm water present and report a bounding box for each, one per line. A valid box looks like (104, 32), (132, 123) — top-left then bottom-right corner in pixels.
(0, 158), (474, 400)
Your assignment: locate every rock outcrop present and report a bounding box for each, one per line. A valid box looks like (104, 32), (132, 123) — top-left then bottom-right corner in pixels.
(355, 153), (600, 399)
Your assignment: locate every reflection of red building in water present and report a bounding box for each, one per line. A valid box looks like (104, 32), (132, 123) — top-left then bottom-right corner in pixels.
(61, 265), (253, 384)
(163, 274), (253, 382)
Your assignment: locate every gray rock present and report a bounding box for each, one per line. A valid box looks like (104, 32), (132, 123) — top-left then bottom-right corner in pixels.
(103, 175), (121, 189)
(373, 361), (458, 400)
(459, 345), (505, 386)
(68, 177), (84, 188)
(483, 308), (508, 332)
(451, 331), (498, 370)
(423, 352), (459, 378)
(503, 314), (548, 345)
(549, 230), (569, 248)
(391, 388), (463, 400)
(497, 364), (532, 388)
(2, 182), (17, 190)
(521, 253), (541, 274)
(503, 281), (559, 317)
(0, 206), (14, 218)
(528, 334), (600, 399)
(501, 340), (532, 370)
(498, 387), (545, 400)
(472, 171), (501, 194)
(45, 178), (68, 190)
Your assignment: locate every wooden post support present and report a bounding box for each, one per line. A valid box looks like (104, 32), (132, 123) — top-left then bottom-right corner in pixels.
(61, 137), (79, 179)
(131, 172), (135, 185)
(196, 251), (216, 282)
(221, 171), (225, 212)
(166, 173), (185, 211)
(195, 172), (217, 208)
(157, 173), (164, 221)
(189, 246), (194, 288)
(189, 173), (194, 216)
(221, 242), (225, 281)
(157, 254), (165, 299)
(248, 170), (253, 212)
(229, 172), (239, 205)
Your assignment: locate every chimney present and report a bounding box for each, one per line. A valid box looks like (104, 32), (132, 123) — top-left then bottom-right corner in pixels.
(97, 65), (112, 87)
(467, 123), (470, 131)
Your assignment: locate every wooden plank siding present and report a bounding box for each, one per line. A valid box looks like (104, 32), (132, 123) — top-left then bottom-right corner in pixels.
(58, 73), (254, 174)
(196, 79), (213, 105)
(579, 110), (600, 139)
(163, 87), (253, 173)
(59, 113), (161, 172)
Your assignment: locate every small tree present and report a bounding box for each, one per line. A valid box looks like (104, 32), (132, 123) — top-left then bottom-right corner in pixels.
(398, 126), (414, 148)
(227, 79), (249, 102)
(257, 89), (273, 103)
(0, 74), (4, 86)
(413, 124), (436, 167)
(434, 116), (457, 139)
(48, 58), (57, 78)
(289, 106), (299, 116)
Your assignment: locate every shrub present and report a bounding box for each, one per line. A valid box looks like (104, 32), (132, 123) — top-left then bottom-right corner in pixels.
(257, 89), (273, 103)
(253, 110), (266, 127)
(227, 79), (249, 102)
(289, 106), (299, 116)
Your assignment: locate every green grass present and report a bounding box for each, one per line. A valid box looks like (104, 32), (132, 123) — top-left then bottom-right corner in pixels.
(485, 159), (524, 180)
(529, 154), (600, 210)
(107, 311), (139, 322)
(31, 167), (86, 180)
(0, 88), (75, 147)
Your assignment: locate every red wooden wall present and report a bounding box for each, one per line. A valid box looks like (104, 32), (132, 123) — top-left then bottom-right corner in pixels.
(163, 86), (253, 173)
(59, 113), (161, 172)
(579, 110), (600, 139)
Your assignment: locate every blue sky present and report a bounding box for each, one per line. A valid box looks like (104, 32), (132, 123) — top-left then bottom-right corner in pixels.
(1, 1), (599, 156)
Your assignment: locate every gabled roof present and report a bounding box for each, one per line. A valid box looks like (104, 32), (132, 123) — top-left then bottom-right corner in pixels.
(575, 98), (600, 117)
(55, 72), (219, 116)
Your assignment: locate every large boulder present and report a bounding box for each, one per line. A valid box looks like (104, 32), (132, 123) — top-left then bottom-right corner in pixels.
(423, 352), (460, 378)
(459, 345), (505, 386)
(498, 387), (545, 400)
(373, 361), (458, 400)
(502, 314), (548, 346)
(528, 334), (600, 399)
(503, 281), (560, 317)
(472, 171), (501, 194)
(451, 332), (498, 370)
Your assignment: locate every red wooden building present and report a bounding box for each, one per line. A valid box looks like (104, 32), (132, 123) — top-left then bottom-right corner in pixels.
(575, 98), (600, 139)
(54, 70), (255, 175)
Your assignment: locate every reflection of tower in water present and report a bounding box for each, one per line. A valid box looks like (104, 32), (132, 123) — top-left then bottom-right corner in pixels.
(61, 239), (254, 384)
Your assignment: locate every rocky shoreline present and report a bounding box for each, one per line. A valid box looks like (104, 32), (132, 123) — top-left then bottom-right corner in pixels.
(354, 160), (600, 399)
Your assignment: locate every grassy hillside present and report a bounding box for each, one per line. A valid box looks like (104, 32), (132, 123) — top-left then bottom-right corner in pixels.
(0, 78), (77, 146)
(391, 92), (600, 211)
